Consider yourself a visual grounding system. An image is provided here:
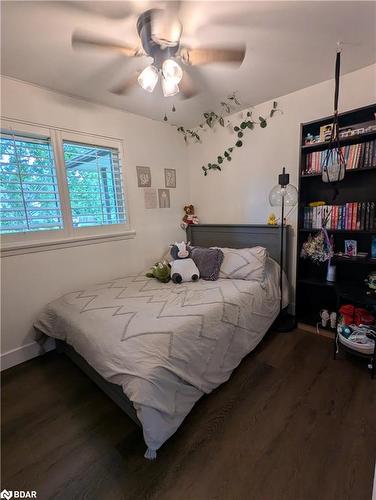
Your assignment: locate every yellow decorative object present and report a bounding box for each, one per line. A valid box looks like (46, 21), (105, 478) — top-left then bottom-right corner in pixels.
(267, 213), (278, 225)
(308, 201), (326, 207)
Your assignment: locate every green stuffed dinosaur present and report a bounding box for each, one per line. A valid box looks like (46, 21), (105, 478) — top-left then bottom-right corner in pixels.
(145, 261), (171, 283)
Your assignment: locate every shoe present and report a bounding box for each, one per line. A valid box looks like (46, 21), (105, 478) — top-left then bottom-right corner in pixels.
(330, 312), (337, 329)
(320, 309), (329, 328)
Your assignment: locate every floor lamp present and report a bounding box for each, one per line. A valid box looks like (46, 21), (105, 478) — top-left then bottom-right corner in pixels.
(269, 167), (298, 332)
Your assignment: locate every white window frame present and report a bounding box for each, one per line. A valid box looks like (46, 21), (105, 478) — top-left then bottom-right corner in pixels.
(1, 118), (134, 257)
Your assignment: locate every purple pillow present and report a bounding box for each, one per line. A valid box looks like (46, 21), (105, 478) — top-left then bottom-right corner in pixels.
(190, 247), (224, 281)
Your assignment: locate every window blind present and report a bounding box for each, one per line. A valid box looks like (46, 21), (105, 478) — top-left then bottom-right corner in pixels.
(63, 141), (126, 228)
(0, 132), (63, 234)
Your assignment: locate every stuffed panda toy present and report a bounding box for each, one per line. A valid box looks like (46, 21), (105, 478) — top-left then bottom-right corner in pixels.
(170, 242), (200, 284)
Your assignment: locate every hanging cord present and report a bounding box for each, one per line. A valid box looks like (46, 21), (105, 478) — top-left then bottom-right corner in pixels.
(322, 43), (346, 202)
(276, 204), (296, 224)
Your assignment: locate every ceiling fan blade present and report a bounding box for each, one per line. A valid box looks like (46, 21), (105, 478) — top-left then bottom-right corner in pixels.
(150, 3), (182, 47)
(110, 72), (140, 95)
(179, 71), (198, 99)
(180, 46), (246, 66)
(72, 31), (140, 57)
(67, 1), (135, 20)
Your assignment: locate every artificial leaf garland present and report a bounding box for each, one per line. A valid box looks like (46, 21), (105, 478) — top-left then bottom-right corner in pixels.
(175, 96), (281, 175)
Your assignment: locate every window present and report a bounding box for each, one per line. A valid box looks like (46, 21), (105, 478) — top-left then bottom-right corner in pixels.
(63, 141), (125, 228)
(0, 120), (131, 253)
(0, 133), (63, 234)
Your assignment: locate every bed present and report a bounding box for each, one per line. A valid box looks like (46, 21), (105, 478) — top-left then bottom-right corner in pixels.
(34, 224), (289, 459)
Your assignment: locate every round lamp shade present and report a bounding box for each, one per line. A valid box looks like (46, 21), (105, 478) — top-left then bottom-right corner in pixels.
(269, 183), (298, 207)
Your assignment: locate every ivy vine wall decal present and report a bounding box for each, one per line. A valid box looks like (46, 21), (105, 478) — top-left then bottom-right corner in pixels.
(175, 94), (281, 175)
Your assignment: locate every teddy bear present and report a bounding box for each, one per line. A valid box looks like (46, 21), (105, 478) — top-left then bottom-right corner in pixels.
(181, 204), (199, 230)
(145, 261), (171, 283)
(170, 242), (200, 283)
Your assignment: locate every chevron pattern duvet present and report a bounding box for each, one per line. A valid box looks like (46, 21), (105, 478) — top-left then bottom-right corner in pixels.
(35, 258), (285, 458)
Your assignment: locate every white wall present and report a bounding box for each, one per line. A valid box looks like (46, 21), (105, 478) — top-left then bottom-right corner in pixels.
(186, 64), (376, 305)
(0, 76), (189, 368)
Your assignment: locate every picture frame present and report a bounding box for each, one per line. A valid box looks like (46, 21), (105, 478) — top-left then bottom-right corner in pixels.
(164, 168), (176, 188)
(319, 123), (333, 142)
(345, 239), (357, 257)
(371, 236), (376, 259)
(136, 166), (151, 187)
(158, 188), (170, 208)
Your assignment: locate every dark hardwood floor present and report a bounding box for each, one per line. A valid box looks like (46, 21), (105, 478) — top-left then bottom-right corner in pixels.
(1, 329), (375, 500)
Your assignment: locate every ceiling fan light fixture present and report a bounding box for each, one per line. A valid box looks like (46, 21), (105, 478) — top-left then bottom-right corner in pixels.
(138, 65), (159, 92)
(151, 9), (182, 47)
(162, 76), (179, 97)
(162, 59), (183, 84)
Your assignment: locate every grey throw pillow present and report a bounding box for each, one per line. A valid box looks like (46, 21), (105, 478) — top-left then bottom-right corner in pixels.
(190, 247), (224, 281)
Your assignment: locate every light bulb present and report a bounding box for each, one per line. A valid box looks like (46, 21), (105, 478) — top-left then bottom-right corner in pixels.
(162, 59), (183, 84)
(162, 76), (179, 97)
(269, 184), (298, 207)
(138, 65), (159, 93)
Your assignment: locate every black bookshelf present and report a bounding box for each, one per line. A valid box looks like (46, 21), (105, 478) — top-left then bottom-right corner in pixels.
(296, 104), (376, 330)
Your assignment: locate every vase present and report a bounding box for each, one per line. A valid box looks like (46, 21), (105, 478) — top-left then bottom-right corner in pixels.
(326, 261), (336, 282)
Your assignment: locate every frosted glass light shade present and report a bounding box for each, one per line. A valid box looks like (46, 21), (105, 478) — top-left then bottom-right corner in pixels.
(162, 76), (179, 97)
(162, 59), (183, 84)
(269, 183), (298, 207)
(138, 65), (159, 93)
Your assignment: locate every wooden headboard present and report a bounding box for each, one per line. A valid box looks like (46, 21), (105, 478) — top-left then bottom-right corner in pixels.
(187, 224), (289, 272)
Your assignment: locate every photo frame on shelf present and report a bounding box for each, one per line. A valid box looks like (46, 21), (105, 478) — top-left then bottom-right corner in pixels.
(371, 236), (376, 259)
(345, 240), (357, 257)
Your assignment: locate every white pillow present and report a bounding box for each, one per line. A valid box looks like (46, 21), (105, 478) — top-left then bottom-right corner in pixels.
(217, 246), (267, 281)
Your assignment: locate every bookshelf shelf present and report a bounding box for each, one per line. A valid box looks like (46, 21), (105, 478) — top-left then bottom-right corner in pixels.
(299, 228), (375, 234)
(301, 130), (376, 151)
(296, 103), (376, 330)
(301, 165), (376, 178)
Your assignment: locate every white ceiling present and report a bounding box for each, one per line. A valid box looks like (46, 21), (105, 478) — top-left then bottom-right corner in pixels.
(1, 1), (376, 127)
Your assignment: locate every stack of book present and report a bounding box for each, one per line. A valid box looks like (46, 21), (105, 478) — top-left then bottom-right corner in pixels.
(303, 201), (376, 230)
(303, 139), (376, 175)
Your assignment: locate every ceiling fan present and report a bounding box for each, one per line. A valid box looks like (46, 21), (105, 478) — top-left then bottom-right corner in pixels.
(72, 5), (246, 99)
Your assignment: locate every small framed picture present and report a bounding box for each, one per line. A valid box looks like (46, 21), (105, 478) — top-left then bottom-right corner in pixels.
(345, 240), (357, 257)
(164, 168), (176, 188)
(144, 188), (158, 209)
(136, 166), (151, 187)
(371, 236), (376, 259)
(319, 123), (333, 142)
(158, 188), (170, 208)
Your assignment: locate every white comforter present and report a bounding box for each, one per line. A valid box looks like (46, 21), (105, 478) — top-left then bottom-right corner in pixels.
(35, 258), (286, 457)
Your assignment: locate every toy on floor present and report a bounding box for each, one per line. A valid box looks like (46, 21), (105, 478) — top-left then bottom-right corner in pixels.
(339, 304), (375, 326)
(329, 312), (337, 329)
(146, 261), (171, 283)
(181, 205), (199, 230)
(320, 309), (330, 328)
(170, 242), (200, 283)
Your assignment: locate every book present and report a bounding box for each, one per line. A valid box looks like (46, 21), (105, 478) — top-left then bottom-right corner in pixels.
(360, 202), (366, 230)
(302, 201), (376, 230)
(365, 202), (370, 230)
(351, 202), (357, 230)
(370, 201), (375, 230)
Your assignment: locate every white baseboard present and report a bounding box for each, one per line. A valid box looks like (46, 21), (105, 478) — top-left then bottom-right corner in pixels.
(1, 338), (56, 371)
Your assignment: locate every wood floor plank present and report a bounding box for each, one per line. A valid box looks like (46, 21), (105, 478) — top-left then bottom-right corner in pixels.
(1, 330), (375, 500)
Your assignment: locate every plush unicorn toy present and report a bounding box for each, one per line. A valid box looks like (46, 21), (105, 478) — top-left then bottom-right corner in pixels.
(170, 242), (200, 284)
